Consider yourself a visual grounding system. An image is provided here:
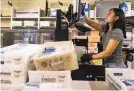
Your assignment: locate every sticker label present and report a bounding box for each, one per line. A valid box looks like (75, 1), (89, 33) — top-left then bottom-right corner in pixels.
(26, 83), (40, 88)
(1, 80), (11, 84)
(42, 77), (56, 82)
(50, 61), (63, 67)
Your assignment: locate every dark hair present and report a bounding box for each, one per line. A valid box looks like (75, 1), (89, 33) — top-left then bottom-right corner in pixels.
(105, 8), (126, 38)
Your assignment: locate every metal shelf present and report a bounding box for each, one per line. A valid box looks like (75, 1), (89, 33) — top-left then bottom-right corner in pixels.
(1, 17), (11, 20)
(40, 17), (56, 21)
(12, 26), (38, 29)
(1, 28), (55, 33)
(1, 27), (11, 30)
(12, 17), (38, 20)
(96, 17), (105, 19)
(39, 26), (56, 29)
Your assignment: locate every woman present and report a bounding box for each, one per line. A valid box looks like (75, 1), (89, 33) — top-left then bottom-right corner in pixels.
(81, 8), (126, 68)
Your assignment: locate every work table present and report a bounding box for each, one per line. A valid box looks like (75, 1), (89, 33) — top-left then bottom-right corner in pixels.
(71, 81), (112, 90)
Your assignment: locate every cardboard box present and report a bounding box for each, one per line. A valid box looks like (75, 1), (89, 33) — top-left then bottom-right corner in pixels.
(90, 31), (99, 35)
(88, 43), (98, 53)
(132, 28), (134, 33)
(88, 43), (97, 48)
(88, 47), (98, 53)
(34, 41), (78, 71)
(72, 36), (87, 39)
(88, 35), (100, 43)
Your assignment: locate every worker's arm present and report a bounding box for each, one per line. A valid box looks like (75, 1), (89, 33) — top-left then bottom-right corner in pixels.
(92, 39), (119, 59)
(84, 14), (103, 32)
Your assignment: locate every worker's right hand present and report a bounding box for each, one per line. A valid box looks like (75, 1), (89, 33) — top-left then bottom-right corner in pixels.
(81, 3), (86, 16)
(81, 54), (92, 63)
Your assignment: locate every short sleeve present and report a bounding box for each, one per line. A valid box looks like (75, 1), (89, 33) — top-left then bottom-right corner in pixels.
(110, 29), (124, 41)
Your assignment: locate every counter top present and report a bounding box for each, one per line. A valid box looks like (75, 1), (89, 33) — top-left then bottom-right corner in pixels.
(71, 81), (112, 90)
(1, 81), (112, 90)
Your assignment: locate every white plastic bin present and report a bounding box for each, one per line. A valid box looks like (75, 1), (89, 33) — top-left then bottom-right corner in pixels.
(106, 68), (134, 90)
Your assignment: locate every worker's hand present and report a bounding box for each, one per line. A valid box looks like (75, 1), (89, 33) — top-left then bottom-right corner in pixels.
(81, 3), (86, 16)
(62, 18), (69, 23)
(62, 18), (69, 25)
(81, 54), (93, 63)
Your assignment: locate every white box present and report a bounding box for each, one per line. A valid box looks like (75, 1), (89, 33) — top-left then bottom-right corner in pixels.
(123, 41), (131, 49)
(0, 65), (27, 85)
(127, 61), (134, 70)
(0, 84), (24, 90)
(90, 10), (95, 18)
(50, 8), (57, 17)
(106, 68), (134, 90)
(1, 44), (41, 67)
(0, 44), (42, 85)
(124, 32), (132, 41)
(28, 70), (72, 88)
(88, 47), (98, 53)
(24, 21), (36, 27)
(12, 21), (23, 27)
(88, 43), (98, 53)
(40, 21), (50, 27)
(15, 9), (40, 18)
(24, 82), (65, 90)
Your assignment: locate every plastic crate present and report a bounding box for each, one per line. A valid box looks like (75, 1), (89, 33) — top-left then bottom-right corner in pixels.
(106, 68), (134, 90)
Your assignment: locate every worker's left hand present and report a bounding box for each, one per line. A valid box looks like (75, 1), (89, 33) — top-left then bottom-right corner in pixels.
(81, 54), (93, 63)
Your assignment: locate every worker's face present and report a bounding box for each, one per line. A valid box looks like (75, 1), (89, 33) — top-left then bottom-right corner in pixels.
(105, 10), (119, 23)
